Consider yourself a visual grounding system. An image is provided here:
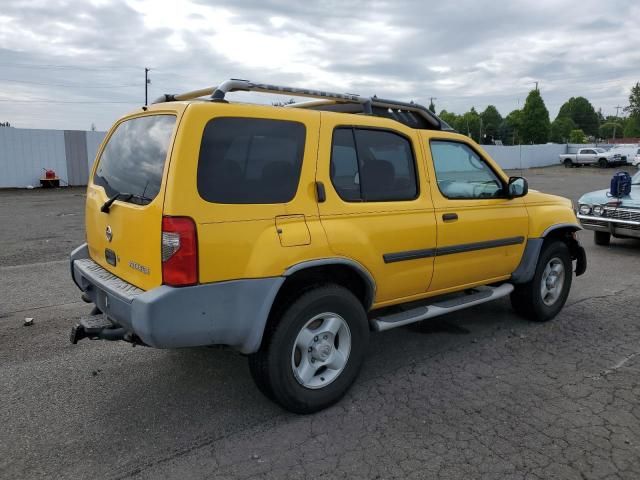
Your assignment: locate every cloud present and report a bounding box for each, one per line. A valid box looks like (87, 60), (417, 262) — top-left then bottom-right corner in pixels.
(0, 0), (638, 130)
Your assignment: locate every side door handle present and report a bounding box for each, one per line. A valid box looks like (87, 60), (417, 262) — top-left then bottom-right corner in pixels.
(315, 181), (326, 203)
(442, 213), (458, 222)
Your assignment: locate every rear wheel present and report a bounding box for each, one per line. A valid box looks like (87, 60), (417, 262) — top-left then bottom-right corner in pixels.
(563, 159), (573, 168)
(248, 285), (369, 414)
(594, 231), (611, 246)
(511, 240), (572, 322)
(598, 158), (608, 168)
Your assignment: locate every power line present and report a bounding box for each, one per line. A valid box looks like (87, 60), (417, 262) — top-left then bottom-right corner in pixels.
(0, 99), (139, 104)
(0, 62), (140, 70)
(0, 78), (141, 88)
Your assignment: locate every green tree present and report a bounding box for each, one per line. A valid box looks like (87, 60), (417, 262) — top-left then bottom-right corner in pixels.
(568, 129), (587, 143)
(623, 116), (640, 137)
(624, 82), (640, 118)
(557, 97), (600, 137)
(438, 110), (458, 130)
(622, 82), (640, 138)
(521, 90), (550, 144)
(499, 109), (523, 145)
(480, 105), (502, 144)
(550, 117), (575, 143)
(458, 107), (481, 142)
(599, 122), (624, 140)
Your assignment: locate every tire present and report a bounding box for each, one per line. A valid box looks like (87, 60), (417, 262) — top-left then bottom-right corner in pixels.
(511, 240), (573, 322)
(248, 284), (369, 414)
(594, 231), (611, 246)
(563, 159), (573, 168)
(598, 158), (608, 168)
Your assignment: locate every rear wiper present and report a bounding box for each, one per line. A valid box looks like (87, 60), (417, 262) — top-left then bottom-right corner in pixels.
(101, 192), (133, 213)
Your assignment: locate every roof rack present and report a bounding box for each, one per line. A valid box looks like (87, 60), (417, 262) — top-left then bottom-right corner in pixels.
(153, 78), (452, 131)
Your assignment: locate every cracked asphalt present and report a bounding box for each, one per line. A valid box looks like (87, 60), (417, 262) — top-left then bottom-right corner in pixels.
(1, 165), (639, 479)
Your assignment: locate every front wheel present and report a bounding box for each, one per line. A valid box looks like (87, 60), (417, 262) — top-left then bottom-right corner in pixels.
(598, 158), (608, 168)
(511, 241), (573, 322)
(249, 285), (369, 414)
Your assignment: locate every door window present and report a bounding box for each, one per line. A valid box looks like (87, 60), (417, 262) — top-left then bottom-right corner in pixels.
(430, 141), (504, 199)
(330, 127), (418, 202)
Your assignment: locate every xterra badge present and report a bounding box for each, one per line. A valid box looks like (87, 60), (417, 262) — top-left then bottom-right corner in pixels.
(128, 261), (150, 275)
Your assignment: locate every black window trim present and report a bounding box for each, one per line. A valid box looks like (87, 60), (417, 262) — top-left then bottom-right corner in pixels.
(196, 116), (307, 205)
(329, 125), (420, 203)
(428, 138), (508, 201)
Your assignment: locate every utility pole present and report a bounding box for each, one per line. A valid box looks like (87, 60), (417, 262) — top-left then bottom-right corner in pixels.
(612, 105), (622, 141)
(144, 67), (151, 106)
(533, 81), (539, 91)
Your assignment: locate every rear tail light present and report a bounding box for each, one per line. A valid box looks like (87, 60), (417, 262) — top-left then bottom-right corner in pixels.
(161, 216), (198, 286)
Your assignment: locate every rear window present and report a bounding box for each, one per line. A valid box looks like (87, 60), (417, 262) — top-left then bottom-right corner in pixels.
(197, 118), (306, 204)
(93, 115), (175, 204)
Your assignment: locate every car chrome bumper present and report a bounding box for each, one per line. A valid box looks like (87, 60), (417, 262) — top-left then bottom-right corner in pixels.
(577, 214), (640, 239)
(69, 243), (284, 353)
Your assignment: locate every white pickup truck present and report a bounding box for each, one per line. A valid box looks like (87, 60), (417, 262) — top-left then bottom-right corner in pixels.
(559, 148), (623, 168)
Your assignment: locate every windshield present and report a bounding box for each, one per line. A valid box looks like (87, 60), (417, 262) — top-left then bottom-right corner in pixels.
(633, 171), (640, 185)
(595, 148), (606, 153)
(93, 115), (175, 204)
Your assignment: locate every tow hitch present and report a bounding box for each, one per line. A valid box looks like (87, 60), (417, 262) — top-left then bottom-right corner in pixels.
(69, 315), (126, 344)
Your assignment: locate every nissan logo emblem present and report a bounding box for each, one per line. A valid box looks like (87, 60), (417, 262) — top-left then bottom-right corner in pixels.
(105, 225), (113, 242)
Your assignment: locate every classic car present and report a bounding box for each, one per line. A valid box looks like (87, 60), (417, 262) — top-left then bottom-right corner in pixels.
(577, 170), (640, 245)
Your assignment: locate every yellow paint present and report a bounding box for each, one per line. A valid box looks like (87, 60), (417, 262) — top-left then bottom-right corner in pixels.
(85, 100), (580, 311)
(85, 106), (185, 290)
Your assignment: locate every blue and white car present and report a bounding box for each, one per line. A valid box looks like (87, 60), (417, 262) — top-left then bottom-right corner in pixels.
(577, 171), (640, 245)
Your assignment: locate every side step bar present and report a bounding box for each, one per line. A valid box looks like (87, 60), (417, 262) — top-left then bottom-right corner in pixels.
(371, 283), (514, 332)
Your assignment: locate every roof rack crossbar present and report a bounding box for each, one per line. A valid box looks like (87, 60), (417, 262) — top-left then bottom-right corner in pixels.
(211, 79), (369, 105)
(154, 78), (447, 130)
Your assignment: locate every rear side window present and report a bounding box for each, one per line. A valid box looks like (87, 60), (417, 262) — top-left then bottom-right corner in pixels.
(93, 115), (175, 204)
(197, 118), (306, 204)
(330, 127), (417, 202)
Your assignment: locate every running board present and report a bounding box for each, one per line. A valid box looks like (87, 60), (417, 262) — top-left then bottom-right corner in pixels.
(371, 283), (514, 332)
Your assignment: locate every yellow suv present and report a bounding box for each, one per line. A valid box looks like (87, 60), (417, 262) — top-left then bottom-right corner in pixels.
(70, 79), (587, 413)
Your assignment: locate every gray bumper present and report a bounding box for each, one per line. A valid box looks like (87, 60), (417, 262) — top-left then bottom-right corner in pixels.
(69, 244), (284, 353)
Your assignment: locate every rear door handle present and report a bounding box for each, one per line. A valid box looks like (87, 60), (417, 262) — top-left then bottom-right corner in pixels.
(315, 181), (326, 203)
(442, 213), (458, 221)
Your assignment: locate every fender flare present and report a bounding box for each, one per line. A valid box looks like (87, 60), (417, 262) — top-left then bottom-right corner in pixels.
(511, 224), (585, 284)
(283, 257), (377, 310)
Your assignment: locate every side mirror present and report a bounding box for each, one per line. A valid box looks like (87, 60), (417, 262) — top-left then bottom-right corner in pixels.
(507, 176), (528, 198)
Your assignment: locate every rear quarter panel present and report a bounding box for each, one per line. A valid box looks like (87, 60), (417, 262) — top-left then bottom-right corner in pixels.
(163, 102), (332, 283)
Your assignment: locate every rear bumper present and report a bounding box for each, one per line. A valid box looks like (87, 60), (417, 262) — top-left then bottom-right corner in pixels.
(70, 244), (284, 353)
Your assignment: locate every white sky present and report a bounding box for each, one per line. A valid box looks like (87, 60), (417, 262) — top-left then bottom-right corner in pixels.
(0, 0), (638, 130)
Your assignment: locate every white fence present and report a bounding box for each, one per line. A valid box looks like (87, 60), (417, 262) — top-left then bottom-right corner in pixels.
(481, 144), (566, 170)
(0, 128), (105, 188)
(1, 127), (580, 188)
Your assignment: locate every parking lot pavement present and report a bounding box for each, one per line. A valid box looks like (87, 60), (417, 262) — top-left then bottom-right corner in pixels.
(1, 166), (639, 480)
